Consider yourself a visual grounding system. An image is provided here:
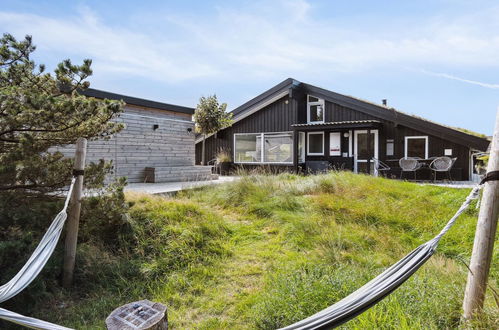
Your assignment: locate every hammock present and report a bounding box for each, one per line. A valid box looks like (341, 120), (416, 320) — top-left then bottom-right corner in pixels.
(0, 178), (76, 330)
(280, 185), (482, 329)
(0, 180), (483, 330)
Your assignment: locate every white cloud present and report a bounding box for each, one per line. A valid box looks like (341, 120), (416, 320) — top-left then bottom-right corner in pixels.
(1, 1), (499, 83)
(0, 9), (219, 82)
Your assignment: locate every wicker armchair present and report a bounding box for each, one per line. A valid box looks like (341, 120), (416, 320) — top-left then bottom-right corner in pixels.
(429, 156), (456, 182)
(399, 157), (422, 180)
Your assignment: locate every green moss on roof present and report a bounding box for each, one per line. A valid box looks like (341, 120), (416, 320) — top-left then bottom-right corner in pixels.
(451, 127), (489, 139)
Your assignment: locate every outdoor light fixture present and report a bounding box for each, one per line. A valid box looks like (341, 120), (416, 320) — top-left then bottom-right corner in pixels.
(153, 124), (159, 130)
(343, 132), (349, 138)
(187, 127), (192, 133)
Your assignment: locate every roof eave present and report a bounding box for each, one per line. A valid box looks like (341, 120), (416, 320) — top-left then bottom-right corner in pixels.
(81, 88), (195, 115)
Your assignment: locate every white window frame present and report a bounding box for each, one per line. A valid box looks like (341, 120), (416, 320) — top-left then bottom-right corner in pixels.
(299, 132), (306, 163)
(233, 133), (262, 164)
(307, 95), (325, 124)
(404, 136), (429, 159)
(353, 129), (379, 174)
(307, 131), (324, 156)
(233, 131), (294, 164)
(386, 139), (394, 156)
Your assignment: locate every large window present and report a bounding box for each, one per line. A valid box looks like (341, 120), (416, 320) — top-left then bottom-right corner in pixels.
(234, 134), (262, 163)
(264, 133), (293, 163)
(234, 132), (292, 164)
(405, 136), (428, 159)
(307, 95), (325, 123)
(307, 132), (324, 155)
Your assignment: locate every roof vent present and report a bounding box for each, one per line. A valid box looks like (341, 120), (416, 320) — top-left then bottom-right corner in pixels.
(382, 99), (387, 106)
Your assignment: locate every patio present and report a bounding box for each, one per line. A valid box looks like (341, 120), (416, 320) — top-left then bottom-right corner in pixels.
(124, 176), (238, 195)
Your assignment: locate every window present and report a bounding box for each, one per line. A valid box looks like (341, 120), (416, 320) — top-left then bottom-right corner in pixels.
(386, 139), (394, 156)
(264, 133), (293, 163)
(299, 132), (305, 163)
(307, 132), (324, 155)
(307, 95), (325, 123)
(404, 136), (428, 159)
(234, 134), (262, 163)
(234, 132), (293, 164)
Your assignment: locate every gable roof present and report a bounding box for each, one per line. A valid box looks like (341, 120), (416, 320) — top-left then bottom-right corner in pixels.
(81, 88), (195, 115)
(301, 82), (489, 151)
(231, 78), (299, 117)
(199, 78), (489, 151)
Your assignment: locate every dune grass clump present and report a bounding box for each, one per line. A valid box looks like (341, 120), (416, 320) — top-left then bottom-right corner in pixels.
(127, 193), (232, 277)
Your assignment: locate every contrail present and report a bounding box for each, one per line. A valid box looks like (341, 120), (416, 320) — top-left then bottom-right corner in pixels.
(420, 69), (499, 89)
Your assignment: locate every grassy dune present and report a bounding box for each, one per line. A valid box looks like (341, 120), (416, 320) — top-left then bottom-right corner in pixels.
(7, 172), (498, 329)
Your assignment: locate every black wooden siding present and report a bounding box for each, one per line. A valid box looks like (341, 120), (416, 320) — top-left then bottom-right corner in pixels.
(196, 96), (297, 164)
(196, 94), (473, 180)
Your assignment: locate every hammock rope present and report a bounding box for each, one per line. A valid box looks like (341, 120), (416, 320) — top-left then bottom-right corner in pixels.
(0, 178), (76, 330)
(279, 185), (482, 330)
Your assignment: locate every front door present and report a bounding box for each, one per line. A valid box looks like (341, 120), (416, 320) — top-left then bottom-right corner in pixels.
(354, 130), (378, 174)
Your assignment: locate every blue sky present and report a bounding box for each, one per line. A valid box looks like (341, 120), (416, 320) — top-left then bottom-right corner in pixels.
(1, 0), (498, 134)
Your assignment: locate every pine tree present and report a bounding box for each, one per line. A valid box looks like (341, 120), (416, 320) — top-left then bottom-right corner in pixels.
(0, 33), (124, 194)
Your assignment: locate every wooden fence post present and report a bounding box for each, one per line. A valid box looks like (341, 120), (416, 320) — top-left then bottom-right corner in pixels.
(62, 138), (87, 289)
(462, 109), (499, 319)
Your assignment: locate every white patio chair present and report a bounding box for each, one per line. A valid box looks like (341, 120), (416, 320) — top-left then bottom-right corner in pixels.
(372, 158), (391, 177)
(399, 157), (422, 180)
(429, 156), (455, 182)
(207, 158), (219, 174)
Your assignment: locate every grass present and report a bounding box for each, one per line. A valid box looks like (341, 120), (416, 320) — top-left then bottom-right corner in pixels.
(2, 171), (498, 329)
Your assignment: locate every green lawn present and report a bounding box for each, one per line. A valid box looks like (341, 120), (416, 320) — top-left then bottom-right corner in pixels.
(4, 172), (498, 329)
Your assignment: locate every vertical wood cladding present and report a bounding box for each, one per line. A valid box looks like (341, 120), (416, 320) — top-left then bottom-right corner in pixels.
(325, 102), (377, 122)
(196, 96), (297, 163)
(197, 95), (474, 180)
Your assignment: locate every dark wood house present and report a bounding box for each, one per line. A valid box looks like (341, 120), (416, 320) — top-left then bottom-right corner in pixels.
(195, 78), (490, 181)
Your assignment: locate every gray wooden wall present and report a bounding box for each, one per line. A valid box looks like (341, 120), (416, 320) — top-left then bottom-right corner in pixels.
(54, 105), (195, 183)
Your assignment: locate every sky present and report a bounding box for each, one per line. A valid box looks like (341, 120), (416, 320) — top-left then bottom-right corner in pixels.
(1, 0), (498, 134)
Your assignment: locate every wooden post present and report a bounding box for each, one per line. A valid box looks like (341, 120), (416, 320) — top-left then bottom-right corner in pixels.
(62, 138), (87, 288)
(463, 109), (499, 319)
(201, 135), (206, 165)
